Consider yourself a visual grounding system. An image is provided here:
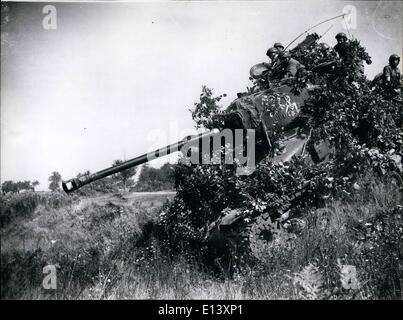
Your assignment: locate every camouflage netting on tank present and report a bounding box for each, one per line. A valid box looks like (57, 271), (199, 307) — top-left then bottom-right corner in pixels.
(154, 35), (402, 272)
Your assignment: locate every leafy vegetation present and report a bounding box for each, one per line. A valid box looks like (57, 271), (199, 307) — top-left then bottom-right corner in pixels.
(1, 180), (40, 194)
(190, 85), (227, 130)
(112, 160), (137, 191)
(153, 36), (402, 297)
(48, 172), (62, 192)
(0, 36), (401, 300)
(0, 179), (399, 299)
(131, 163), (175, 192)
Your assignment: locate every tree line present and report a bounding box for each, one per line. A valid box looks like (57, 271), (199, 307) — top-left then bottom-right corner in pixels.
(1, 180), (40, 193)
(1, 160), (175, 194)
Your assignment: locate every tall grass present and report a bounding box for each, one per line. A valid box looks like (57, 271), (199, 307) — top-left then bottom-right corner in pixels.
(0, 178), (401, 300)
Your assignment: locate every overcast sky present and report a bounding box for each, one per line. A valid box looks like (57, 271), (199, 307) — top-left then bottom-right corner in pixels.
(1, 0), (402, 190)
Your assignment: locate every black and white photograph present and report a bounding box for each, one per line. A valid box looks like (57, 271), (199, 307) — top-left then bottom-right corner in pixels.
(1, 0), (402, 304)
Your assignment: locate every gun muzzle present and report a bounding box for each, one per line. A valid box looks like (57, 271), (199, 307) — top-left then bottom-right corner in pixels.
(62, 178), (85, 193)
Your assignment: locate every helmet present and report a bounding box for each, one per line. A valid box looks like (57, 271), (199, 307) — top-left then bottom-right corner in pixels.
(266, 47), (278, 56)
(319, 43), (330, 50)
(335, 32), (347, 40)
(389, 54), (400, 62)
(273, 42), (284, 49)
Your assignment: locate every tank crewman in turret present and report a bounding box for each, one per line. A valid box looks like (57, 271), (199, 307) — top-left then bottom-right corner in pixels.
(333, 32), (349, 57)
(266, 47), (278, 63)
(264, 47), (279, 81)
(273, 42), (285, 51)
(275, 51), (305, 80)
(333, 32), (372, 77)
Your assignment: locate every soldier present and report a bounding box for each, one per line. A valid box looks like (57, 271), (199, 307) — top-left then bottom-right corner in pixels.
(273, 42), (285, 51)
(382, 54), (401, 89)
(333, 32), (371, 77)
(265, 47), (279, 81)
(371, 54), (401, 92)
(333, 32), (348, 58)
(266, 47), (278, 62)
(276, 51), (305, 80)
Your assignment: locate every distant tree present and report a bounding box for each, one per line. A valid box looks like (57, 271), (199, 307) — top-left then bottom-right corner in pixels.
(1, 180), (37, 193)
(1, 181), (18, 194)
(32, 180), (40, 191)
(132, 163), (175, 191)
(48, 172), (62, 192)
(18, 181), (32, 192)
(77, 170), (91, 179)
(112, 160), (137, 191)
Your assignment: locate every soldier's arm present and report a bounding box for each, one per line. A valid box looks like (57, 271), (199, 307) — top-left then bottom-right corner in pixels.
(383, 66), (391, 82)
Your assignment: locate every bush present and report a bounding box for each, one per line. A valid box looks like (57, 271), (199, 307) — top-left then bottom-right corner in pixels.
(0, 192), (40, 227)
(132, 163), (176, 192)
(0, 192), (77, 228)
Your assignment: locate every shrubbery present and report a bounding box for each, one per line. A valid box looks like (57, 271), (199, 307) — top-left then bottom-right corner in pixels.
(154, 37), (402, 297)
(0, 192), (40, 227)
(0, 191), (76, 228)
(131, 163), (176, 192)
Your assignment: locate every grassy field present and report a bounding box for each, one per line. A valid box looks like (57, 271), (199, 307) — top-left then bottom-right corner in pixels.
(0, 180), (401, 300)
(1, 191), (175, 253)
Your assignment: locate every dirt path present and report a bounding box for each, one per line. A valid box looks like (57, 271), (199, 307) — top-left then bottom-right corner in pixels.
(83, 191), (176, 206)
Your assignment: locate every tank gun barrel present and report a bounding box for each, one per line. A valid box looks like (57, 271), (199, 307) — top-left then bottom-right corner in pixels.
(62, 129), (220, 193)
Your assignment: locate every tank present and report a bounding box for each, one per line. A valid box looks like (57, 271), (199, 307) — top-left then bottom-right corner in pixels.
(63, 33), (331, 193)
(61, 34), (337, 276)
(62, 83), (329, 194)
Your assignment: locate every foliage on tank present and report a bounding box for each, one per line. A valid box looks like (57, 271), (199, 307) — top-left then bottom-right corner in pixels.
(155, 35), (402, 267)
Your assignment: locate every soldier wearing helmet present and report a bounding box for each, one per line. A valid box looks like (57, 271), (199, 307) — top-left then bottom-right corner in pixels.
(273, 42), (285, 51)
(333, 32), (371, 78)
(276, 51), (305, 79)
(333, 32), (348, 58)
(266, 47), (278, 62)
(335, 32), (347, 43)
(382, 54), (401, 89)
(265, 48), (279, 82)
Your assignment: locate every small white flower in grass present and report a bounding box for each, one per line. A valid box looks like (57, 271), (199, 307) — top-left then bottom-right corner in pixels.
(337, 259), (360, 290)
